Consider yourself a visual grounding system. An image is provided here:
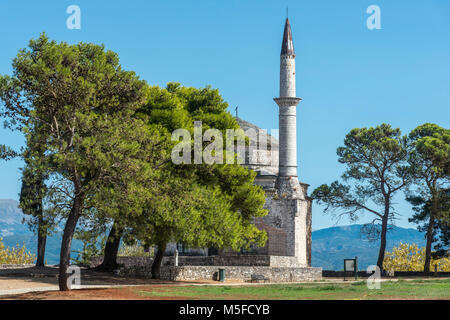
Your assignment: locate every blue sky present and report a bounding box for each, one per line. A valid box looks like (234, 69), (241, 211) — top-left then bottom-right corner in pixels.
(0, 0), (449, 230)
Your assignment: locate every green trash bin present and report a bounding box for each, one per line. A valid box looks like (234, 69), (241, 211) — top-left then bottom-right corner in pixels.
(218, 268), (225, 282)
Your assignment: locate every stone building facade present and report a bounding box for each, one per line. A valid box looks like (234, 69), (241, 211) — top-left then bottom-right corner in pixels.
(234, 18), (312, 267)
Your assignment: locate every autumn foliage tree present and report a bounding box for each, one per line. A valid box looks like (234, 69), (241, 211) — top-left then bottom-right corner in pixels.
(0, 238), (36, 264)
(383, 243), (450, 272)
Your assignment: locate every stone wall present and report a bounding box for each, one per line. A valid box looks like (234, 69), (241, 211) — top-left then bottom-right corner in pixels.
(90, 256), (321, 282)
(118, 265), (322, 282)
(253, 221), (287, 256)
(168, 266), (321, 282)
(259, 187), (310, 267)
(322, 270), (450, 278)
(165, 243), (208, 256)
(305, 193), (312, 267)
(90, 255), (303, 269)
(0, 264), (35, 269)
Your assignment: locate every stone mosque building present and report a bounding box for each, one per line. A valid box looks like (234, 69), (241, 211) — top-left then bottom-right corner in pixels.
(92, 17), (321, 281)
(235, 16), (312, 267)
(164, 18), (314, 272)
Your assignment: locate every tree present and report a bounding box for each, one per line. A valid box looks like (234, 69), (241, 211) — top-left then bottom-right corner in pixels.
(311, 124), (411, 270)
(20, 164), (49, 267)
(434, 191), (450, 257)
(0, 34), (166, 290)
(71, 229), (106, 266)
(90, 83), (268, 278)
(407, 123), (450, 272)
(0, 145), (17, 160)
(407, 191), (450, 261)
(91, 220), (124, 271)
(18, 127), (56, 267)
(383, 242), (450, 272)
(131, 84), (268, 278)
(131, 171), (267, 279)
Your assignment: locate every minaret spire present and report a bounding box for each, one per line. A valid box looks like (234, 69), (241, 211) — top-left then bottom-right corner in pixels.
(274, 17), (301, 178)
(281, 18), (295, 57)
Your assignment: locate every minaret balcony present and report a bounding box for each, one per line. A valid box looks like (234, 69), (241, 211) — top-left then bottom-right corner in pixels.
(273, 97), (302, 107)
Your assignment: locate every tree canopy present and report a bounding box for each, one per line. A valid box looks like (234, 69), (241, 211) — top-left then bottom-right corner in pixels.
(406, 123), (450, 271)
(130, 83), (268, 278)
(0, 35), (268, 284)
(0, 33), (166, 290)
(312, 124), (411, 269)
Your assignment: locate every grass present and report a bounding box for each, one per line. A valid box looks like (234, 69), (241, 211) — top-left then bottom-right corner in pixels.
(134, 279), (450, 300)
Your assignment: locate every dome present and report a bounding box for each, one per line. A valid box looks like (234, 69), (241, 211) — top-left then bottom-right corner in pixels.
(236, 117), (279, 179)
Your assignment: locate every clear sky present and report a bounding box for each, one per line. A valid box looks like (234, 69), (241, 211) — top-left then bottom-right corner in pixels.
(0, 0), (449, 230)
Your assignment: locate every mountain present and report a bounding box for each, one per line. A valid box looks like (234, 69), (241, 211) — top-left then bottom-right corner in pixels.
(1, 199), (427, 268)
(0, 199), (30, 236)
(311, 224), (426, 270)
(0, 199), (82, 264)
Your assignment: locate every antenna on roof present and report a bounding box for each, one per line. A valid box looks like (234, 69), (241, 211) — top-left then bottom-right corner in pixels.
(235, 106), (238, 119)
(286, 6), (288, 19)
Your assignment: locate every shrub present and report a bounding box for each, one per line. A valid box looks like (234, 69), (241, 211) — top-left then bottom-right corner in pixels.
(0, 237), (36, 264)
(118, 244), (153, 257)
(383, 243), (450, 272)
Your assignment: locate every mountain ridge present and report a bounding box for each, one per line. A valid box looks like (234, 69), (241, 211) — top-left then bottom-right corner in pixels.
(0, 199), (426, 268)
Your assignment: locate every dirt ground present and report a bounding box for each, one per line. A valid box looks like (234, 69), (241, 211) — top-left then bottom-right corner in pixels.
(0, 265), (221, 299)
(1, 266), (448, 300)
(0, 286), (156, 300)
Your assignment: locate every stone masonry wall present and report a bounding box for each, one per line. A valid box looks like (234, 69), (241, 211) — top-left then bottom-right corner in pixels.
(169, 266), (322, 282)
(0, 264), (35, 269)
(90, 255), (302, 269)
(120, 265), (322, 282)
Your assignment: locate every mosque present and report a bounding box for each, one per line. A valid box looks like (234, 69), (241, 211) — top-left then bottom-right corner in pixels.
(166, 17), (313, 269)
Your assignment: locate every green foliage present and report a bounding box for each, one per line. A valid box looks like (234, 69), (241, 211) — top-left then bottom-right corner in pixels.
(312, 124), (410, 223)
(408, 123), (449, 195)
(406, 123), (450, 266)
(0, 145), (17, 160)
(132, 83), (268, 253)
(0, 33), (167, 289)
(0, 35), (267, 279)
(19, 131), (58, 240)
(71, 230), (106, 266)
(407, 190), (450, 255)
(409, 123), (450, 174)
(118, 244), (153, 257)
(312, 124), (411, 268)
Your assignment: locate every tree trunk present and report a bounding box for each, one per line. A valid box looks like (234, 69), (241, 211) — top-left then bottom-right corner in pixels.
(92, 222), (123, 272)
(151, 242), (167, 279)
(36, 221), (47, 267)
(58, 194), (83, 291)
(36, 210), (47, 267)
(424, 214), (435, 274)
(376, 205), (390, 271)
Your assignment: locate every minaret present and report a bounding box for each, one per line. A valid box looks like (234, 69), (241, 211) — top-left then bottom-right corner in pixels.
(255, 17), (311, 268)
(274, 18), (302, 179)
